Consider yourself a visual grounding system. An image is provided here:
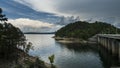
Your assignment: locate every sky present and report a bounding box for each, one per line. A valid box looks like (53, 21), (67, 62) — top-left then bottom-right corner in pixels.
(0, 0), (120, 32)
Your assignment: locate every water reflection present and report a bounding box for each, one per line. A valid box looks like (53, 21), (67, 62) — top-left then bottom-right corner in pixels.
(26, 34), (119, 68)
(55, 42), (96, 52)
(55, 42), (103, 68)
(98, 45), (120, 68)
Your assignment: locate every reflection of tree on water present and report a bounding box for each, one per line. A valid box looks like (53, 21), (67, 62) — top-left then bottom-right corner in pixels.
(55, 42), (98, 53)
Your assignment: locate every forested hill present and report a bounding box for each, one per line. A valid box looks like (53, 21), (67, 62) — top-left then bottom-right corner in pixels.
(55, 21), (120, 40)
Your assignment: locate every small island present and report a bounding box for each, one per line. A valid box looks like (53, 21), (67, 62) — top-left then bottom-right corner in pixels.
(54, 21), (120, 43)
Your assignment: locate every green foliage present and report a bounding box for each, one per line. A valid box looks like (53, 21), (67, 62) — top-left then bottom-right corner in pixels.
(55, 21), (120, 40)
(0, 8), (48, 68)
(25, 42), (33, 53)
(0, 8), (32, 60)
(0, 8), (7, 22)
(48, 54), (55, 64)
(48, 55), (56, 68)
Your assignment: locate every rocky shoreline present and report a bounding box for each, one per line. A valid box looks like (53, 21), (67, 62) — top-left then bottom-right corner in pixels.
(0, 48), (51, 68)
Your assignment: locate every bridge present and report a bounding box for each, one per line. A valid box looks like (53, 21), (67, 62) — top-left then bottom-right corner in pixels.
(97, 34), (120, 62)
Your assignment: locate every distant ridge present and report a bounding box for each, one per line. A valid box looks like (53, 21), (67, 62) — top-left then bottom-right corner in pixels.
(24, 32), (55, 34)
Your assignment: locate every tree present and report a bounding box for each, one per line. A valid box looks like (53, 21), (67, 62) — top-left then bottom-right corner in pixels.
(0, 8), (2, 13)
(55, 21), (120, 40)
(0, 8), (7, 22)
(48, 54), (55, 64)
(0, 8), (32, 60)
(48, 54), (56, 68)
(25, 42), (33, 53)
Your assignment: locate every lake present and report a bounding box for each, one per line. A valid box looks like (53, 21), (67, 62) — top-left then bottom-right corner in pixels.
(25, 34), (119, 68)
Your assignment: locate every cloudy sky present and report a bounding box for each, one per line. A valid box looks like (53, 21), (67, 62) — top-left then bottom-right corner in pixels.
(0, 0), (120, 32)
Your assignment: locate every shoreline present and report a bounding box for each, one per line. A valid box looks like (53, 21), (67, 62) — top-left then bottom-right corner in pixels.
(17, 49), (51, 68)
(0, 48), (51, 68)
(53, 36), (97, 44)
(53, 36), (87, 44)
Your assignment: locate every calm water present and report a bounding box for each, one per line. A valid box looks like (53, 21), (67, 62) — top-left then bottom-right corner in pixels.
(25, 34), (119, 68)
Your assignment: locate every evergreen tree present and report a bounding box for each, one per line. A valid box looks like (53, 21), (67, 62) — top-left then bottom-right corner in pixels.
(0, 8), (31, 60)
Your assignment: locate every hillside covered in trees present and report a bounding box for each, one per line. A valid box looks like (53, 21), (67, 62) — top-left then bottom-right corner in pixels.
(55, 21), (120, 40)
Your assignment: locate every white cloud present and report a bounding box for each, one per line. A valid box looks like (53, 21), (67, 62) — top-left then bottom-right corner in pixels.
(8, 18), (62, 32)
(8, 18), (53, 28)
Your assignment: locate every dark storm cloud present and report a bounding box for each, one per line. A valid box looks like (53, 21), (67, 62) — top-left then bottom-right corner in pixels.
(55, 0), (120, 18)
(1, 0), (120, 28)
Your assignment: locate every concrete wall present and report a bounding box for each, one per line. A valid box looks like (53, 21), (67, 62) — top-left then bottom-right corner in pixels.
(97, 34), (120, 62)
